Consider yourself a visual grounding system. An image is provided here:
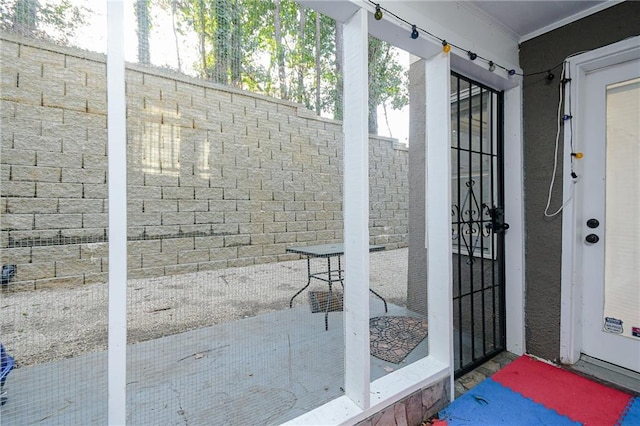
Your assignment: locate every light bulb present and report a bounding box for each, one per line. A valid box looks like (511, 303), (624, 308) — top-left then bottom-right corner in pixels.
(374, 5), (383, 20)
(489, 61), (496, 72)
(410, 25), (419, 39)
(442, 40), (450, 53)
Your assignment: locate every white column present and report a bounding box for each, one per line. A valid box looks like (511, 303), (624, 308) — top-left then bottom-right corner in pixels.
(425, 52), (454, 396)
(342, 7), (370, 410)
(504, 85), (525, 356)
(107, 0), (127, 423)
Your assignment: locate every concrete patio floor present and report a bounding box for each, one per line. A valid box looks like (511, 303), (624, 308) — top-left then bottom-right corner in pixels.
(0, 299), (427, 425)
(0, 246), (490, 425)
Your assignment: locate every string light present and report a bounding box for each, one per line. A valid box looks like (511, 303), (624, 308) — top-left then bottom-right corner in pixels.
(410, 24), (419, 39)
(374, 4), (383, 20)
(367, 0), (537, 78)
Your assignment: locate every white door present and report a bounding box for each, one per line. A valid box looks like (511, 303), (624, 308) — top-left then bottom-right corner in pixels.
(580, 56), (640, 373)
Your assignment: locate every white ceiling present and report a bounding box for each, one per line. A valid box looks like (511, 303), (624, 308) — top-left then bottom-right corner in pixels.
(462, 1), (618, 42)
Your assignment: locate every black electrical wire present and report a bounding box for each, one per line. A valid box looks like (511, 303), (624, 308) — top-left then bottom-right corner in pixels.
(368, 1), (571, 78)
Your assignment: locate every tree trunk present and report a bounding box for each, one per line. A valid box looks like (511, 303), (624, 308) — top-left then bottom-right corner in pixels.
(230, 0), (241, 87)
(171, 0), (182, 71)
(273, 0), (287, 100)
(367, 38), (383, 135)
(198, 0), (208, 78)
(334, 21), (343, 121)
(135, 0), (151, 65)
(368, 104), (378, 134)
(382, 101), (393, 138)
(315, 12), (321, 114)
(296, 5), (306, 105)
(12, 0), (39, 37)
(213, 0), (230, 84)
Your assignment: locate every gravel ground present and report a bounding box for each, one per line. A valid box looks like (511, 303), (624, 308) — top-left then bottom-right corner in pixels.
(1, 248), (409, 367)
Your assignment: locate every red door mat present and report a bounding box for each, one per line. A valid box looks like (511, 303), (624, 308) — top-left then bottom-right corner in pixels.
(437, 355), (639, 425)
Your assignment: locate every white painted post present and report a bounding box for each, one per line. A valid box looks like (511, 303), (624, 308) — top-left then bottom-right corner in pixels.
(342, 7), (370, 410)
(424, 53), (455, 397)
(504, 85), (526, 356)
(107, 0), (127, 423)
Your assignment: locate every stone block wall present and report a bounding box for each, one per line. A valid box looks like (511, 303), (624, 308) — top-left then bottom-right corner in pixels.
(0, 33), (409, 288)
(356, 377), (450, 426)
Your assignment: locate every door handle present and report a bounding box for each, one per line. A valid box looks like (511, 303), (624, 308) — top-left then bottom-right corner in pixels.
(486, 206), (510, 234)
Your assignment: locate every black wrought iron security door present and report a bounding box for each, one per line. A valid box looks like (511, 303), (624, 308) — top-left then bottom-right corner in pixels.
(450, 72), (506, 378)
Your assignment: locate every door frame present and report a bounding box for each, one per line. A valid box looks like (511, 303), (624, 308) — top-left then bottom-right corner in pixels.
(449, 71), (507, 377)
(560, 35), (640, 366)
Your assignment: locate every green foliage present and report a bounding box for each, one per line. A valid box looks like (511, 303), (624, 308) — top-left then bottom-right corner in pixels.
(0, 0), (87, 44)
(368, 36), (408, 133)
(0, 0), (408, 132)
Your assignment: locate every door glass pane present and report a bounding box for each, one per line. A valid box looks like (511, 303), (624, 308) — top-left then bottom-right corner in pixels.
(604, 77), (640, 340)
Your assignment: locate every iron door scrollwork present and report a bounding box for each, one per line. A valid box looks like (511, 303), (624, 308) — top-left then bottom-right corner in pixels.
(452, 180), (493, 263)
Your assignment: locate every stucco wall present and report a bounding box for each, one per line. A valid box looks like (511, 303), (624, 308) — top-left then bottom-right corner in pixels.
(519, 1), (640, 361)
(0, 33), (409, 289)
